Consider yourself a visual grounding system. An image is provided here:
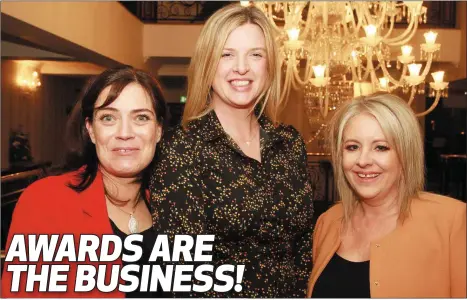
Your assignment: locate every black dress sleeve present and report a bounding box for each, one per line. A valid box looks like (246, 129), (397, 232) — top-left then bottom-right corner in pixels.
(149, 128), (207, 297)
(150, 128), (206, 237)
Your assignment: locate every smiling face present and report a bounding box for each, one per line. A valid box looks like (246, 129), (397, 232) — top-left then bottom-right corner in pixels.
(211, 23), (268, 110)
(342, 113), (402, 204)
(86, 83), (161, 178)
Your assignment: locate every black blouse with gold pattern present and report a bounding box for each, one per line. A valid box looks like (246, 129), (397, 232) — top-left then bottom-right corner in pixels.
(150, 110), (314, 298)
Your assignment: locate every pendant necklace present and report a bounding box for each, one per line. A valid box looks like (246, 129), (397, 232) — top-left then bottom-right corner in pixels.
(113, 202), (139, 234)
(244, 129), (258, 147)
(105, 190), (140, 234)
(232, 123), (259, 147)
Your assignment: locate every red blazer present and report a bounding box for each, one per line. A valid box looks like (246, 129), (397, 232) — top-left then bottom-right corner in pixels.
(1, 170), (124, 298)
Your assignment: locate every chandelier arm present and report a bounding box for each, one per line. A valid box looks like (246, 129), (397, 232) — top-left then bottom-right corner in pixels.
(288, 3), (307, 32)
(342, 20), (357, 42)
(299, 3), (314, 40)
(264, 4), (283, 33)
(319, 89), (329, 118)
(325, 42), (330, 77)
(361, 5), (374, 27)
(292, 60), (313, 87)
(350, 63), (359, 82)
(375, 3), (388, 28)
(365, 52), (380, 88)
(373, 62), (382, 72)
(344, 11), (357, 39)
(385, 21), (420, 46)
(280, 64), (293, 104)
(378, 54), (408, 86)
(323, 92), (329, 118)
(285, 80), (292, 104)
(357, 61), (363, 81)
(420, 52), (434, 79)
(349, 3), (365, 35)
(408, 85), (417, 106)
(304, 59), (314, 85)
(388, 86), (400, 93)
(362, 68), (371, 82)
(292, 72), (304, 90)
(415, 91), (442, 117)
(361, 51), (374, 82)
(360, 2), (387, 29)
(384, 16), (418, 44)
(319, 91), (324, 117)
(383, 14), (396, 39)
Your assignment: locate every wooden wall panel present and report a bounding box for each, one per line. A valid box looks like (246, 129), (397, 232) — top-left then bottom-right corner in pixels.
(1, 60), (87, 170)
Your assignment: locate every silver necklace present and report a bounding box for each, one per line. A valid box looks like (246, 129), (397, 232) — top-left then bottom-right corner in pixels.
(113, 203), (139, 234)
(105, 191), (140, 234)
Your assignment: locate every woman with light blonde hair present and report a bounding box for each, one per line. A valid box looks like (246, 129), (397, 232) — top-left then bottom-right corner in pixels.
(150, 3), (313, 298)
(308, 93), (466, 298)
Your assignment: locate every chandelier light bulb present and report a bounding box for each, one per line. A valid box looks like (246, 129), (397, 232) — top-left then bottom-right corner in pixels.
(429, 71), (448, 91)
(240, 1), (250, 7)
(364, 25), (377, 38)
(312, 65), (326, 78)
(256, 1), (442, 117)
(431, 71), (445, 83)
(424, 31), (438, 45)
(401, 45), (413, 57)
(287, 28), (300, 42)
(408, 63), (422, 77)
(16, 68), (41, 91)
(379, 77), (389, 89)
(350, 50), (359, 62)
(362, 24), (382, 46)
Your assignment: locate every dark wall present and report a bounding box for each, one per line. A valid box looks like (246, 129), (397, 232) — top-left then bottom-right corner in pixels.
(1, 59), (87, 170)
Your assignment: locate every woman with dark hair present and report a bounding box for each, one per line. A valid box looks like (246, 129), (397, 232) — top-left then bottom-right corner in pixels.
(2, 66), (167, 298)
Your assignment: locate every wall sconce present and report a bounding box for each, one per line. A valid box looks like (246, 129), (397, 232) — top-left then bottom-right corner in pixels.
(16, 70), (41, 92)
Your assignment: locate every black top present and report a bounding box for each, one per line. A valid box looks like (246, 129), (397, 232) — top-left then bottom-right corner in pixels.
(150, 110), (314, 297)
(312, 253), (371, 298)
(110, 219), (162, 298)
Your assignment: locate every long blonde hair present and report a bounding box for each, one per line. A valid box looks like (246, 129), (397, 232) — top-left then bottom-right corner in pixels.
(182, 3), (281, 128)
(327, 93), (425, 225)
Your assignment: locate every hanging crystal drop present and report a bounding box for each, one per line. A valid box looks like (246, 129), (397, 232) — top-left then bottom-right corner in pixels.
(128, 214), (138, 234)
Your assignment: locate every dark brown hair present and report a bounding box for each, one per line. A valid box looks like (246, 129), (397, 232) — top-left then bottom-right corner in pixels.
(65, 65), (167, 199)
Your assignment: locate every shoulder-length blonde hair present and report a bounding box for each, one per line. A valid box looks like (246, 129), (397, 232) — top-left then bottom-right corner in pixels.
(182, 3), (281, 128)
(327, 93), (425, 225)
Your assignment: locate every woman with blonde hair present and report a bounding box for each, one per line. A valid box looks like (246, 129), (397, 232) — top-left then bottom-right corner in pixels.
(150, 3), (313, 298)
(307, 93), (466, 298)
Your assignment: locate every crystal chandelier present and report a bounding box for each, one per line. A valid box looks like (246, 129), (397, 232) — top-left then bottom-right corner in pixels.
(242, 1), (448, 119)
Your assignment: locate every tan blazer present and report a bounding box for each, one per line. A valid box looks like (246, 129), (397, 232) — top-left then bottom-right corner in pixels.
(307, 192), (466, 298)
